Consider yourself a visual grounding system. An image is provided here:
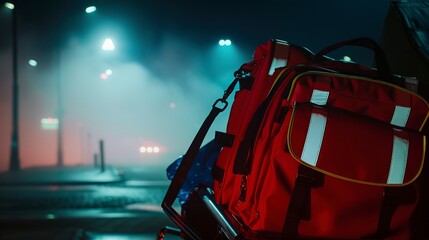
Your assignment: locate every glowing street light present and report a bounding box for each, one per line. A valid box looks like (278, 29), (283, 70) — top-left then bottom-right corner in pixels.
(4, 2), (14, 9)
(85, 6), (96, 14)
(102, 38), (115, 51)
(101, 40), (115, 80)
(28, 59), (37, 66)
(219, 39), (232, 47)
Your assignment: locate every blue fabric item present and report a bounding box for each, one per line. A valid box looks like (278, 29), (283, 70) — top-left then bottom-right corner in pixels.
(166, 139), (221, 205)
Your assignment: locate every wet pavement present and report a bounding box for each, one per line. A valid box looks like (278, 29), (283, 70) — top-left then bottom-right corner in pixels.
(0, 165), (182, 240)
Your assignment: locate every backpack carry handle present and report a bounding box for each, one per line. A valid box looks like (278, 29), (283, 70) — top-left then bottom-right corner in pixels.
(313, 38), (392, 82)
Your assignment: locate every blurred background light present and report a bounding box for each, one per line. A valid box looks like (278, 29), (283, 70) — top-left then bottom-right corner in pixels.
(45, 214), (56, 219)
(4, 2), (14, 9)
(28, 59), (38, 67)
(100, 73), (109, 80)
(102, 38), (115, 51)
(139, 146), (146, 153)
(140, 145), (160, 154)
(85, 6), (97, 14)
(218, 39), (231, 47)
(41, 118), (59, 130)
(169, 102), (176, 109)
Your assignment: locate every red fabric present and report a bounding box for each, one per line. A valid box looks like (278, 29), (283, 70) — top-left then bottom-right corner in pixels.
(289, 74), (428, 131)
(213, 40), (314, 206)
(213, 40), (429, 238)
(288, 103), (424, 185)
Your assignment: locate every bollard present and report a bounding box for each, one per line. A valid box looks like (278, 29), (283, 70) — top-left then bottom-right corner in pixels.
(99, 140), (105, 173)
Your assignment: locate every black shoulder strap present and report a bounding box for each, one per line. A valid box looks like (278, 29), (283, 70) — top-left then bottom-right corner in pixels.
(161, 66), (248, 240)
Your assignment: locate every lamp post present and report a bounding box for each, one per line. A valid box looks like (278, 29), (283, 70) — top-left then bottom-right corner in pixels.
(55, 5), (98, 167)
(5, 2), (20, 171)
(56, 47), (64, 167)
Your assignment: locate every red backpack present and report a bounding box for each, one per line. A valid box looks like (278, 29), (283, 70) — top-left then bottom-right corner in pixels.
(162, 38), (429, 239)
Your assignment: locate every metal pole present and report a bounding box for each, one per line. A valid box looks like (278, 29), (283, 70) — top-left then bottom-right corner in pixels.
(93, 153), (98, 168)
(56, 48), (64, 167)
(9, 5), (20, 171)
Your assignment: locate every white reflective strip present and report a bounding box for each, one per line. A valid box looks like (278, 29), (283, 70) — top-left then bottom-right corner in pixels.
(310, 90), (330, 105)
(300, 113), (327, 166)
(390, 105), (411, 127)
(387, 136), (409, 184)
(268, 58), (287, 76)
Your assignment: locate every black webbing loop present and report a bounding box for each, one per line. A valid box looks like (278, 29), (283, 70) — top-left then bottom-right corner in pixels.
(239, 75), (254, 90)
(283, 165), (324, 238)
(215, 131), (235, 148)
(371, 185), (417, 239)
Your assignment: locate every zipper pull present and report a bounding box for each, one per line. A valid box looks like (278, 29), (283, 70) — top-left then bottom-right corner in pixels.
(239, 175), (248, 201)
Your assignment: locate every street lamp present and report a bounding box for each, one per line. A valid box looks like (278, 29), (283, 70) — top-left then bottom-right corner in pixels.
(85, 6), (96, 14)
(100, 38), (115, 79)
(28, 59), (37, 66)
(4, 2), (14, 9)
(5, 1), (20, 171)
(55, 5), (99, 167)
(102, 38), (115, 51)
(219, 39), (232, 47)
(56, 46), (64, 167)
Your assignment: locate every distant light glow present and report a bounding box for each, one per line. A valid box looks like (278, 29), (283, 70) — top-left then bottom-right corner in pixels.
(4, 2), (14, 9)
(49, 186), (60, 191)
(28, 59), (38, 67)
(219, 39), (232, 47)
(46, 214), (56, 219)
(85, 6), (97, 13)
(342, 56), (352, 62)
(169, 102), (176, 109)
(41, 118), (59, 130)
(140, 145), (160, 154)
(100, 73), (109, 80)
(106, 69), (112, 75)
(102, 38), (115, 51)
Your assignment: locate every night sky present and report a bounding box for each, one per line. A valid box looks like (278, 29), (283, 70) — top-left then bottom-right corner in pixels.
(0, 0), (392, 171)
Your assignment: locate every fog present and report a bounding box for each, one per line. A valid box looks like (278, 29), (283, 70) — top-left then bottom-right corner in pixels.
(0, 29), (247, 172)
